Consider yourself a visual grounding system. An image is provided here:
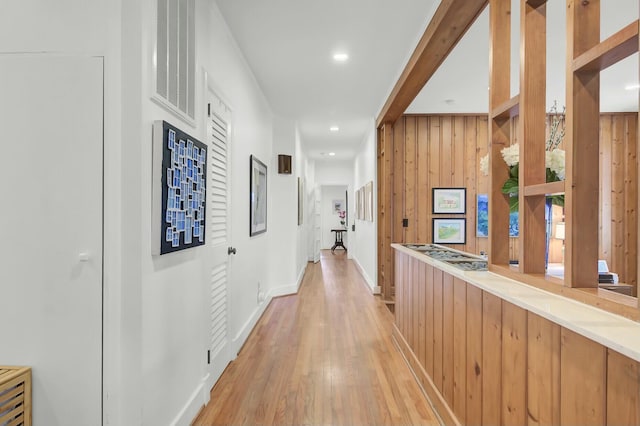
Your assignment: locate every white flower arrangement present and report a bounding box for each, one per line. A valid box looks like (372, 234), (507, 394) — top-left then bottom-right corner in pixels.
(545, 148), (565, 180)
(480, 154), (489, 177)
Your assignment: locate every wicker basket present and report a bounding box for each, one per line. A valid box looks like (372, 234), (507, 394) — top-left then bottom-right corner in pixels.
(0, 367), (31, 426)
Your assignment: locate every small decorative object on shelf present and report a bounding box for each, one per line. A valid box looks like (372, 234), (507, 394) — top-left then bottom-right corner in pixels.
(338, 210), (346, 228)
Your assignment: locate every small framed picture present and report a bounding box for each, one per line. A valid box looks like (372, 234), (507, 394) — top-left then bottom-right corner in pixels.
(433, 218), (466, 244)
(432, 187), (466, 214)
(250, 155), (268, 236)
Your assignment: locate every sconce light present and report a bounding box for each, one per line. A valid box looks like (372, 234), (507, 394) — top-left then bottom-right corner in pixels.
(278, 155), (292, 174)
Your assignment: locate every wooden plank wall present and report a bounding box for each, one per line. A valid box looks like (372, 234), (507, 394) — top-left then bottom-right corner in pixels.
(393, 251), (640, 426)
(379, 113), (638, 298)
(599, 113), (638, 288)
(391, 115), (496, 255)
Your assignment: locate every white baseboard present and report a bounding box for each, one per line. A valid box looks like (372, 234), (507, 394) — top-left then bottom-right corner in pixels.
(353, 257), (379, 294)
(170, 380), (207, 426)
(232, 263), (307, 354)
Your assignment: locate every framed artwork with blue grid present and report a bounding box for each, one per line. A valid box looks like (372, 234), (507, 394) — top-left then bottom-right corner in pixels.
(152, 120), (207, 254)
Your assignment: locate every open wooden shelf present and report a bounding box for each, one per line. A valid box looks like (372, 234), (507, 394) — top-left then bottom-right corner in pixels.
(491, 95), (519, 120)
(572, 20), (639, 73)
(523, 180), (565, 197)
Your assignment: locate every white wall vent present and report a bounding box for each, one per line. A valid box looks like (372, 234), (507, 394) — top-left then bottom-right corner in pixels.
(156, 0), (195, 120)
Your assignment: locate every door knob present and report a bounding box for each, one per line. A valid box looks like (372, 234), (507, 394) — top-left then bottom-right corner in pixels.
(228, 246), (237, 255)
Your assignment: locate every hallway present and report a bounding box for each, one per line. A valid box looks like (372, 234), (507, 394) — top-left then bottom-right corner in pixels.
(194, 251), (440, 425)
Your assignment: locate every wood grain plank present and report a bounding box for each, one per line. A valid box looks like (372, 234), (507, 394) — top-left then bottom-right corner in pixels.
(623, 114), (637, 291)
(527, 313), (560, 426)
(560, 327), (606, 426)
(607, 349), (640, 425)
(453, 116), (466, 188)
(572, 20), (639, 72)
(488, 0), (513, 267)
(433, 268), (444, 392)
(412, 257), (420, 353)
(611, 115), (625, 279)
(442, 272), (455, 406)
(482, 291), (502, 426)
(393, 117), (406, 246)
(395, 251), (405, 335)
(418, 262), (427, 377)
(441, 117), (453, 188)
(405, 117), (417, 243)
(600, 116), (612, 265)
(465, 117), (479, 255)
(501, 301), (527, 426)
(466, 284), (483, 425)
(564, 0), (600, 288)
(518, 0), (547, 274)
(425, 264), (435, 378)
(452, 277), (467, 424)
(417, 117), (430, 242)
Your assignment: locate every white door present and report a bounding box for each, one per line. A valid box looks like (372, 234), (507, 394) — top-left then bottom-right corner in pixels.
(205, 89), (234, 391)
(0, 55), (103, 425)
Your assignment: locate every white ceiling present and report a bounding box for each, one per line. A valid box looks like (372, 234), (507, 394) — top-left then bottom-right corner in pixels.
(215, 0), (638, 160)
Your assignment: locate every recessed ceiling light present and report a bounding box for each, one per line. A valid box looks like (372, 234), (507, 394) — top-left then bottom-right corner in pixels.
(328, 152), (336, 156)
(330, 126), (339, 132)
(625, 83), (640, 91)
(333, 53), (349, 62)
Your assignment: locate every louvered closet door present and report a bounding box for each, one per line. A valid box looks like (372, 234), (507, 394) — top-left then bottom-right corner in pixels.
(206, 91), (233, 390)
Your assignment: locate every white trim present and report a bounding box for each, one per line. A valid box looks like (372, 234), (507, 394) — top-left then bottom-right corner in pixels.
(169, 380), (206, 426)
(353, 257), (379, 294)
(231, 263), (307, 354)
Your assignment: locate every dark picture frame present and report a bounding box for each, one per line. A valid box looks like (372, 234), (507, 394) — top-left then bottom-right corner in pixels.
(250, 155), (267, 236)
(432, 187), (466, 214)
(152, 120), (207, 255)
(433, 218), (466, 244)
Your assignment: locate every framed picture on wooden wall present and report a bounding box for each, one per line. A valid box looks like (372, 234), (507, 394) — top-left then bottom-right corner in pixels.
(477, 193), (519, 237)
(432, 187), (466, 214)
(433, 218), (466, 244)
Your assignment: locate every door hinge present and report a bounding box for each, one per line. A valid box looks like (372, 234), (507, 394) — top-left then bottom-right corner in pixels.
(402, 218), (409, 228)
(207, 103), (211, 117)
(207, 349), (211, 365)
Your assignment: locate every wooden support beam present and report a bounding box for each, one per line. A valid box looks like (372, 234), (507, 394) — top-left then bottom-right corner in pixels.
(523, 181), (565, 197)
(572, 20), (639, 73)
(488, 0), (513, 266)
(565, 0), (600, 288)
(491, 95), (520, 120)
(376, 0), (488, 128)
(518, 0), (547, 274)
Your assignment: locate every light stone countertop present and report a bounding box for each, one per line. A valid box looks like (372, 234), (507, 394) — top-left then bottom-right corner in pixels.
(392, 243), (640, 363)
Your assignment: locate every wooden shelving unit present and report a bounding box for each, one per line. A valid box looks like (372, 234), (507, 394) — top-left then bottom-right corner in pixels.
(488, 0), (639, 315)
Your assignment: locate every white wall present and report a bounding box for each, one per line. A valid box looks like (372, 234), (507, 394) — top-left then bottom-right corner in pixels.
(351, 123), (378, 293)
(0, 1), (310, 425)
(269, 117), (308, 295)
(138, 1), (280, 424)
(315, 159), (355, 186)
(0, 0), (139, 424)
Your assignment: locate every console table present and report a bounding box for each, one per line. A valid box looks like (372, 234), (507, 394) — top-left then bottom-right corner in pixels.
(330, 229), (347, 253)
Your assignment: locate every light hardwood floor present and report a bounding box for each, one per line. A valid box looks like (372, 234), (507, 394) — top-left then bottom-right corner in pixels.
(193, 250), (440, 426)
